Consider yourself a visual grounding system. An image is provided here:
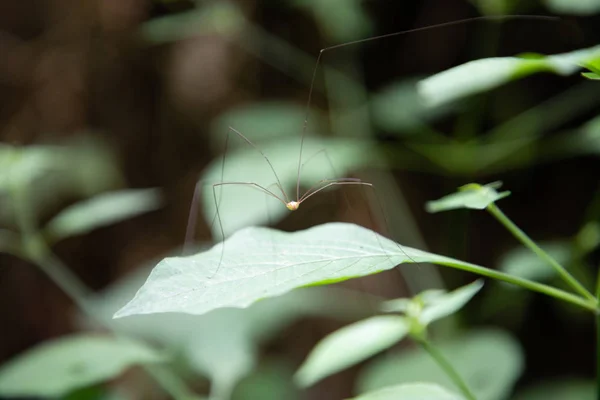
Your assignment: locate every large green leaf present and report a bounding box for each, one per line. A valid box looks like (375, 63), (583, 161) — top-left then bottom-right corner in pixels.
(357, 329), (523, 400)
(0, 334), (164, 398)
(294, 316), (409, 387)
(87, 263), (376, 398)
(350, 383), (465, 400)
(200, 137), (376, 238)
(113, 223), (480, 318)
(426, 182), (510, 213)
(45, 188), (162, 242)
(418, 45), (600, 107)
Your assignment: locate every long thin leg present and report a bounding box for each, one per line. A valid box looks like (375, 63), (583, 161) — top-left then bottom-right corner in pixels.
(208, 181), (288, 278)
(228, 127), (290, 203)
(299, 179), (372, 204)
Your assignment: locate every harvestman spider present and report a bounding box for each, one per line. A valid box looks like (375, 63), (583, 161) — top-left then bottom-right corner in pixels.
(185, 15), (560, 275)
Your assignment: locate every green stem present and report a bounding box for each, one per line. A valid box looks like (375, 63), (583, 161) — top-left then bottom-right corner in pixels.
(418, 338), (476, 400)
(432, 258), (596, 312)
(487, 203), (596, 303)
(10, 185), (194, 400)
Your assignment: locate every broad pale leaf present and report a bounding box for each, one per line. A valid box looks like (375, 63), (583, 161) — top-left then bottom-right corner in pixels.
(201, 137), (376, 238)
(45, 188), (162, 242)
(350, 382), (465, 400)
(426, 182), (510, 213)
(357, 329), (523, 400)
(294, 316), (409, 387)
(420, 280), (484, 325)
(418, 45), (600, 107)
(113, 223), (472, 318)
(0, 334), (164, 398)
(87, 263), (376, 396)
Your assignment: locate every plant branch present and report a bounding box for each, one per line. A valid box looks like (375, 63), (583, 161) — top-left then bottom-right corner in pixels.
(487, 203), (596, 303)
(418, 338), (476, 400)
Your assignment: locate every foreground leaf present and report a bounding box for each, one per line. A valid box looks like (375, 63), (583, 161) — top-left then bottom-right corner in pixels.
(294, 316), (409, 387)
(357, 329), (523, 400)
(0, 334), (164, 398)
(426, 182), (510, 213)
(87, 263), (377, 397)
(419, 280), (484, 325)
(114, 223), (474, 318)
(45, 188), (162, 242)
(418, 45), (600, 107)
(201, 137), (375, 238)
(350, 382), (465, 400)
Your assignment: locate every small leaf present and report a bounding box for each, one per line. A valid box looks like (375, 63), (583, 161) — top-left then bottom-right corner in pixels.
(113, 223), (475, 318)
(420, 280), (484, 325)
(201, 137), (376, 238)
(294, 316), (409, 387)
(349, 382), (465, 400)
(418, 45), (600, 107)
(543, 0), (600, 16)
(581, 71), (600, 80)
(426, 182), (510, 213)
(0, 334), (164, 398)
(357, 329), (523, 400)
(45, 188), (162, 242)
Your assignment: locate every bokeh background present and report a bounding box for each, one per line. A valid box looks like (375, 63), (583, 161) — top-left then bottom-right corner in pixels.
(2, 0), (600, 399)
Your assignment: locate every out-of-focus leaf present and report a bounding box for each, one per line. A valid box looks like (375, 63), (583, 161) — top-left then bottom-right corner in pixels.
(200, 137), (376, 238)
(512, 379), (594, 400)
(232, 359), (301, 400)
(294, 316), (409, 387)
(113, 223), (475, 318)
(0, 136), (123, 225)
(499, 242), (572, 287)
(0, 335), (164, 398)
(45, 188), (162, 242)
(140, 1), (244, 44)
(85, 261), (377, 397)
(211, 102), (325, 149)
(291, 0), (372, 42)
(469, 0), (515, 15)
(418, 45), (600, 107)
(426, 182), (510, 213)
(370, 79), (455, 133)
(544, 0), (600, 15)
(419, 280), (484, 325)
(350, 383), (465, 400)
(357, 329), (523, 400)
